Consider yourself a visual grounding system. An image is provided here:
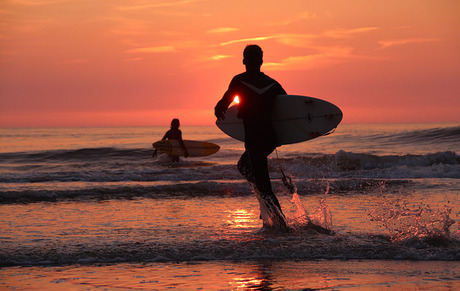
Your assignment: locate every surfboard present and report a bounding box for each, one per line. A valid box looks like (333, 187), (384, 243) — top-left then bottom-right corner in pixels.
(216, 95), (343, 145)
(152, 139), (220, 157)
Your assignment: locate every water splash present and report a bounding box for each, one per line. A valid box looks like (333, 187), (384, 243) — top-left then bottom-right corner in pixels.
(290, 192), (311, 225)
(288, 181), (333, 234)
(309, 196), (333, 231)
(274, 150), (333, 232)
(306, 183), (333, 231)
(369, 197), (456, 243)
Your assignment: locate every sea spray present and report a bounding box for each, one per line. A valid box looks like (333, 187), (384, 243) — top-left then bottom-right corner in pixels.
(290, 192), (311, 225)
(287, 179), (333, 233)
(309, 196), (333, 231)
(305, 183), (333, 231)
(282, 167), (312, 226)
(369, 195), (456, 243)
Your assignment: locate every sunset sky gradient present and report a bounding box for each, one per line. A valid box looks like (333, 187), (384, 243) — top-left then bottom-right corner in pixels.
(1, 0), (459, 127)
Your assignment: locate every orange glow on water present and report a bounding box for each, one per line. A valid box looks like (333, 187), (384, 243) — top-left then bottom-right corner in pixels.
(226, 209), (256, 229)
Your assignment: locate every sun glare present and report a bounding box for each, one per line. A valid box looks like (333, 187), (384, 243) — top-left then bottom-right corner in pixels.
(234, 96), (239, 104)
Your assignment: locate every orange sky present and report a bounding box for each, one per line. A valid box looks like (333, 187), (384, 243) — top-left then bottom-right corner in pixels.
(0, 0), (459, 127)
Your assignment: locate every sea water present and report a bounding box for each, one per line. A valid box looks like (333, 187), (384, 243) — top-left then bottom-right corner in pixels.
(0, 123), (459, 290)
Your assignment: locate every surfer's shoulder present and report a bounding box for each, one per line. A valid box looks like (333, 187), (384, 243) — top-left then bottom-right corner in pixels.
(260, 72), (278, 82)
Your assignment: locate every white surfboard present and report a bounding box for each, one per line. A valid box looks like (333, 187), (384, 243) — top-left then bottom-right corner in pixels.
(153, 139), (220, 157)
(216, 95), (343, 145)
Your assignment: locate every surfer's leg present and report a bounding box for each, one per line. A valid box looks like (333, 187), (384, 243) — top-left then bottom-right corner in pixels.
(242, 147), (289, 231)
(237, 151), (256, 183)
(239, 148), (283, 211)
(249, 151), (289, 231)
(246, 147), (283, 213)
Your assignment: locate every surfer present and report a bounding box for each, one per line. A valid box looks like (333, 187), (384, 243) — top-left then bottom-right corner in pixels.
(214, 44), (289, 230)
(153, 118), (189, 162)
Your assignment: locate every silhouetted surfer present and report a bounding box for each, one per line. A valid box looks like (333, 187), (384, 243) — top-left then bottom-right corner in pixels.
(215, 44), (289, 231)
(153, 118), (189, 162)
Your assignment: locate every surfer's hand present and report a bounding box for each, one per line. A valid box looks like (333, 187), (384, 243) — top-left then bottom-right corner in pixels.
(214, 107), (226, 120)
(215, 111), (225, 120)
(214, 102), (226, 120)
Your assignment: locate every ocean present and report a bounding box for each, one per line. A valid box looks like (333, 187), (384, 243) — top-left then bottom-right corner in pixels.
(0, 123), (459, 290)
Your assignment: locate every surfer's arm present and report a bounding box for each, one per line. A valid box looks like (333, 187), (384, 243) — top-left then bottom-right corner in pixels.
(161, 131), (170, 140)
(214, 100), (228, 120)
(153, 131), (170, 158)
(215, 77), (240, 120)
(215, 90), (236, 120)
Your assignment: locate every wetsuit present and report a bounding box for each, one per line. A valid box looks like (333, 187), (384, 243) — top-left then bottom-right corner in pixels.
(215, 71), (287, 212)
(161, 128), (188, 162)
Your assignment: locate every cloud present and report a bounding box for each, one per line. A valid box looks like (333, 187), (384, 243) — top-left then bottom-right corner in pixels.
(268, 10), (318, 26)
(219, 36), (277, 46)
(264, 46), (354, 71)
(125, 57), (143, 62)
(207, 27), (239, 34)
(218, 33), (314, 47)
(218, 27), (378, 48)
(8, 0), (71, 6)
(210, 55), (232, 60)
(210, 27), (388, 70)
(126, 46), (175, 53)
(275, 33), (317, 47)
(188, 53), (234, 66)
(116, 0), (200, 11)
(378, 38), (440, 49)
(59, 59), (88, 65)
(324, 27), (380, 38)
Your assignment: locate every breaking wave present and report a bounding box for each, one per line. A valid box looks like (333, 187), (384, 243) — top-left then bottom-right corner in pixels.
(1, 223), (458, 267)
(0, 148), (458, 203)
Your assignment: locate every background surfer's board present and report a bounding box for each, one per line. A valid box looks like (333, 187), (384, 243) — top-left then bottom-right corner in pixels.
(153, 140), (220, 157)
(216, 95), (343, 145)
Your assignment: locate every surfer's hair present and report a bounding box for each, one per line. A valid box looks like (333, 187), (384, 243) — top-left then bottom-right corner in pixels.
(171, 118), (180, 129)
(243, 44), (263, 66)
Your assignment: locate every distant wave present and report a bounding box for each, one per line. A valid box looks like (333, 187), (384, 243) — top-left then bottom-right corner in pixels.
(396, 125), (460, 142)
(371, 125), (460, 146)
(0, 147), (151, 162)
(0, 178), (411, 204)
(276, 150), (459, 180)
(1, 147), (458, 168)
(0, 149), (458, 184)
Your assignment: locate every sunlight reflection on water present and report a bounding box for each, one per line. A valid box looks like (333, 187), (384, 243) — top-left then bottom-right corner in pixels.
(1, 260), (458, 290)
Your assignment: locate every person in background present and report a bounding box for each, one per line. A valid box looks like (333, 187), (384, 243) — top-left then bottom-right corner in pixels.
(214, 44), (288, 231)
(153, 118), (189, 162)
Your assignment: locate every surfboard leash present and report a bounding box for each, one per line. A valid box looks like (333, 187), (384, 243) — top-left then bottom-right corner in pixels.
(275, 149), (296, 194)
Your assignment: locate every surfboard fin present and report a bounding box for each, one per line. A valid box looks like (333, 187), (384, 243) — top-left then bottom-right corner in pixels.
(322, 127), (337, 136)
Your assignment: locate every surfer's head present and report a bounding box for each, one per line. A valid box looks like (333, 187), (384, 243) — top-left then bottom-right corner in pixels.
(171, 118), (180, 129)
(243, 44), (263, 69)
